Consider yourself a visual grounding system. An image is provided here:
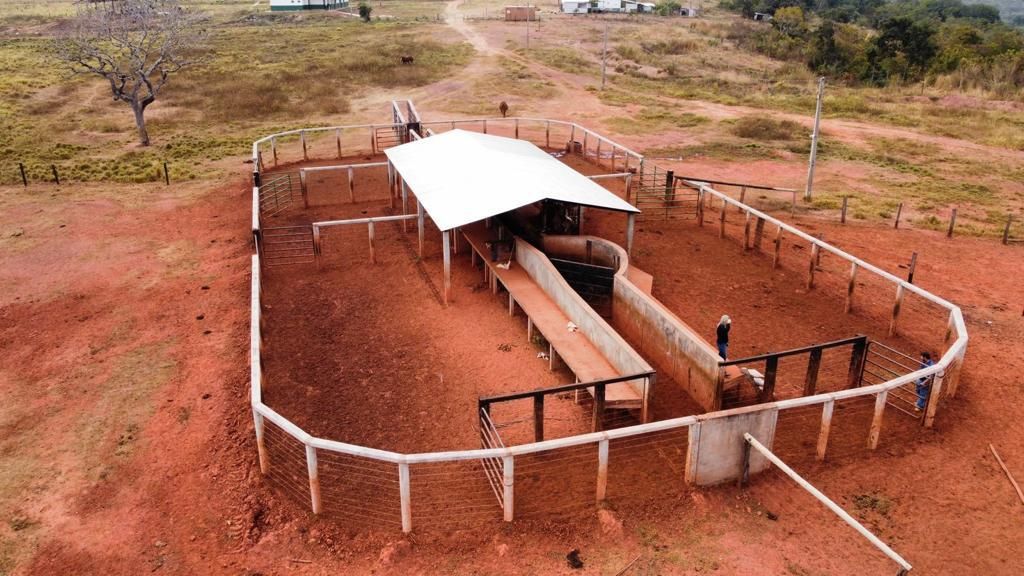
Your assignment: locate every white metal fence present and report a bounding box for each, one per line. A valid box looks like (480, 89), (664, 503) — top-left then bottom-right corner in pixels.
(248, 115), (968, 533)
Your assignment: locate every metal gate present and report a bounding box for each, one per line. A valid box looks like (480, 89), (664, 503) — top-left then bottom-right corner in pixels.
(260, 225), (315, 267)
(862, 341), (924, 420)
(374, 125), (407, 152)
(634, 165), (699, 220)
(259, 173), (299, 218)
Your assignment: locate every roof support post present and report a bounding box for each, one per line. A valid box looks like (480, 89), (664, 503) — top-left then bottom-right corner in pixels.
(626, 213), (636, 257)
(417, 200), (425, 258)
(442, 229), (452, 305)
(401, 179), (409, 232)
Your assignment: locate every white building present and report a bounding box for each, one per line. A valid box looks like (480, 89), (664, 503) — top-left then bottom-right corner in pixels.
(561, 0), (655, 13)
(270, 0), (347, 11)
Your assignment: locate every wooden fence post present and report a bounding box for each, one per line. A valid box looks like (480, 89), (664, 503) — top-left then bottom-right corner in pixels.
(816, 400), (834, 461)
(545, 121), (550, 148)
(335, 128), (342, 159)
(592, 383), (606, 431)
(889, 284), (904, 336)
(841, 196), (848, 224)
(299, 170), (309, 208)
(502, 455), (514, 522)
(845, 262), (857, 313)
(300, 130), (308, 161)
(51, 164), (60, 185)
(306, 445), (322, 514)
(533, 395), (544, 442)
(772, 225), (782, 269)
(163, 162), (170, 186)
(696, 186), (705, 226)
(399, 463), (412, 533)
(271, 136), (278, 165)
(947, 208), (957, 238)
(719, 202), (727, 239)
(907, 252), (917, 284)
(753, 217), (765, 250)
(348, 167), (355, 203)
(596, 439), (609, 501)
(1003, 215), (1013, 245)
(19, 163), (28, 186)
(763, 356), (778, 400)
(847, 338), (867, 388)
(868, 390), (887, 449)
(738, 186), (746, 211)
(743, 211), (752, 250)
(253, 412), (269, 474)
(368, 221), (376, 264)
(804, 348), (822, 396)
(923, 368), (945, 428)
(894, 202), (903, 229)
(807, 243), (819, 289)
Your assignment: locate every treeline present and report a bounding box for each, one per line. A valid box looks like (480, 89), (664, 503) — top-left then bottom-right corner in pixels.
(721, 0), (1024, 93)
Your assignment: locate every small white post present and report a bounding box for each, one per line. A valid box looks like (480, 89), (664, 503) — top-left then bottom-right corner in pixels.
(306, 444), (322, 514)
(399, 462), (412, 533)
(502, 455), (514, 522)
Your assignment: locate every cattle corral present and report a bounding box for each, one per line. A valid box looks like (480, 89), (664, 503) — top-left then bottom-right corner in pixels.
(248, 101), (967, 542)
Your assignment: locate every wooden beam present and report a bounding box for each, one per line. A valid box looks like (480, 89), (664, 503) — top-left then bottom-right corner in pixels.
(804, 348), (823, 396)
(592, 383), (606, 432)
(763, 356), (778, 400)
(534, 395), (544, 442)
(847, 337), (868, 389)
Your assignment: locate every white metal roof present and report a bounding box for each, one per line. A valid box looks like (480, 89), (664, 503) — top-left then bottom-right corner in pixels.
(385, 129), (639, 232)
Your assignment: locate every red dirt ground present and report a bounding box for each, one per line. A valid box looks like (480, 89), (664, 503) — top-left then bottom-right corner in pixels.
(3, 152), (1023, 574)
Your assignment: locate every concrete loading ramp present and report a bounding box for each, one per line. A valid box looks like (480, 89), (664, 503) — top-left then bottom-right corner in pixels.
(461, 222), (652, 415)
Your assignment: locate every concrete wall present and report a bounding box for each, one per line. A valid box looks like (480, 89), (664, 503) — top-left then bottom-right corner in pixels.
(514, 238), (652, 398)
(686, 406), (778, 486)
(543, 235), (723, 412)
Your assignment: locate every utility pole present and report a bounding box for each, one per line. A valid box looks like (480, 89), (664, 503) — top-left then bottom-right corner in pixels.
(601, 20), (609, 90)
(525, 3), (529, 49)
(804, 76), (825, 202)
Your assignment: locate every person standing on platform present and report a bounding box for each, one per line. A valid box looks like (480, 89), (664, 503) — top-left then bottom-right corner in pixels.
(716, 315), (731, 360)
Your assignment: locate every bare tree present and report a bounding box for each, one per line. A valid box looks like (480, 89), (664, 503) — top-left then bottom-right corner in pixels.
(56, 0), (208, 146)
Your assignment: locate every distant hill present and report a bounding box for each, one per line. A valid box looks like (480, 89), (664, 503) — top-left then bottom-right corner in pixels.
(963, 0), (1024, 24)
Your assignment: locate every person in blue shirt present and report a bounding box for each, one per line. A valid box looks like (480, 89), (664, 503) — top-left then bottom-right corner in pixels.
(716, 315), (731, 360)
(915, 351), (935, 412)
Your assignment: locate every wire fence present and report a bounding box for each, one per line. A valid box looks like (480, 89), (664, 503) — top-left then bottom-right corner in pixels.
(247, 112), (968, 534)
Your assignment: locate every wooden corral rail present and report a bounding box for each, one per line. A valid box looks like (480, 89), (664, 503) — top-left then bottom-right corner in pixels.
(720, 335), (868, 407)
(461, 222), (644, 409)
(479, 372), (656, 443)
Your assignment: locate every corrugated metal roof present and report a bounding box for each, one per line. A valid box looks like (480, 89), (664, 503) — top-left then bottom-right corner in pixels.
(385, 129), (639, 232)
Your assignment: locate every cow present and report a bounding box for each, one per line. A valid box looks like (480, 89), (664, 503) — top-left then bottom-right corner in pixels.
(401, 56), (414, 65)
(499, 101), (509, 118)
